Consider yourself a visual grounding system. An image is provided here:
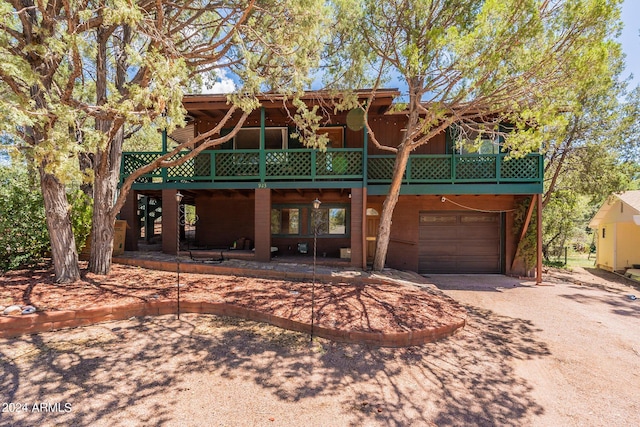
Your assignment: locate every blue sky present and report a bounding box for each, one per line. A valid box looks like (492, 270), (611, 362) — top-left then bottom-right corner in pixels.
(620, 0), (640, 89)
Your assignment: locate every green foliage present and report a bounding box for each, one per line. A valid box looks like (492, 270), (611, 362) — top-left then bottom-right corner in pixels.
(325, 0), (626, 270)
(1, 0), (332, 276)
(328, 0), (624, 152)
(123, 125), (165, 152)
(0, 164), (49, 271)
(0, 163), (94, 271)
(542, 192), (592, 261)
(68, 190), (93, 253)
(541, 55), (640, 260)
(543, 260), (566, 269)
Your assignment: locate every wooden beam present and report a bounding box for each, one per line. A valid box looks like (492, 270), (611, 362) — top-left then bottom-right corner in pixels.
(537, 193), (543, 284)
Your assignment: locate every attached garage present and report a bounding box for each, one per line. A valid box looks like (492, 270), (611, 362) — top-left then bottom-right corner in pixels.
(418, 211), (503, 274)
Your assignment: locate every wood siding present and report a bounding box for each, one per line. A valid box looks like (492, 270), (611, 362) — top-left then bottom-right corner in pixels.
(367, 195), (521, 275)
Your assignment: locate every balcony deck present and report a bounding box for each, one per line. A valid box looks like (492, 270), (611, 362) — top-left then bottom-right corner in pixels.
(121, 148), (543, 195)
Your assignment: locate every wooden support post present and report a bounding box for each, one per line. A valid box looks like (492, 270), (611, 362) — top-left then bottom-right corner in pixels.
(119, 190), (139, 251)
(254, 188), (271, 262)
(536, 193), (543, 284)
(162, 189), (179, 255)
(350, 187), (366, 269)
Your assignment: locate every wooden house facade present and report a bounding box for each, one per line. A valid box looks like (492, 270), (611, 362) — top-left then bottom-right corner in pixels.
(118, 90), (543, 276)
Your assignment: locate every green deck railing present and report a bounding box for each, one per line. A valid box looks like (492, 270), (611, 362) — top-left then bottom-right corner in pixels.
(121, 149), (542, 189)
(367, 153), (542, 184)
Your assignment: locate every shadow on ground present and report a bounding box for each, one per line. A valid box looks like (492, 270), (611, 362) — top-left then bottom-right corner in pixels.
(560, 288), (640, 317)
(427, 274), (532, 292)
(0, 304), (549, 426)
(583, 268), (640, 292)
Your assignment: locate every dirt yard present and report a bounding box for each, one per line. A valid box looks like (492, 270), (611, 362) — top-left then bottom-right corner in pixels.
(1, 266), (639, 426)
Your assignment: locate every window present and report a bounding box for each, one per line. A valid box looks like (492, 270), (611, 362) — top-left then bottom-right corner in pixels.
(449, 125), (502, 154)
(313, 207), (348, 235)
(316, 127), (344, 148)
(458, 136), (501, 154)
(235, 127), (288, 149)
(602, 228), (606, 239)
(273, 205), (349, 236)
(271, 208), (299, 235)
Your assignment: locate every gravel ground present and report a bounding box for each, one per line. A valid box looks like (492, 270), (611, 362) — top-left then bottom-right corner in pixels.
(1, 267), (639, 426)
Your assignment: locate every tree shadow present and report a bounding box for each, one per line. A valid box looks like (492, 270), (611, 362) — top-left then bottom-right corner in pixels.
(583, 268), (640, 292)
(560, 291), (640, 317)
(427, 275), (532, 292)
(0, 322), (176, 426)
(0, 303), (550, 426)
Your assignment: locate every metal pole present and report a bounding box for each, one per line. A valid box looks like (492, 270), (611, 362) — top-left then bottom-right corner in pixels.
(310, 198), (321, 343)
(311, 223), (316, 342)
(177, 203), (181, 319)
(176, 192), (183, 319)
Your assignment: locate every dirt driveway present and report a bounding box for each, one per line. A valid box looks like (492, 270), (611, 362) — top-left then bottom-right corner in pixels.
(1, 268), (639, 426)
(430, 268), (640, 426)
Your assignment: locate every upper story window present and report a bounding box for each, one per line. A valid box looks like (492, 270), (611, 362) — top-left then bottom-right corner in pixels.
(449, 124), (504, 155)
(234, 127), (288, 149)
(316, 127), (344, 148)
(457, 133), (501, 155)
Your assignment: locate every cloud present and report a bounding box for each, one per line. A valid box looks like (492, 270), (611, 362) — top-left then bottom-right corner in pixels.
(200, 68), (237, 94)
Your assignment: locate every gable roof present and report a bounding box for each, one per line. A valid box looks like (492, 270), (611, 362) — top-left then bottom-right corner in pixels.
(617, 190), (640, 211)
(589, 190), (640, 227)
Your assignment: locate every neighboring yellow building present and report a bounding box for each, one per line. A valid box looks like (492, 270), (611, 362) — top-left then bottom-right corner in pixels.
(589, 190), (640, 272)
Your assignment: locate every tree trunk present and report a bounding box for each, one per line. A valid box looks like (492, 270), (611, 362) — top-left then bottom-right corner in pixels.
(88, 126), (124, 275)
(88, 23), (125, 275)
(38, 162), (80, 283)
(372, 145), (412, 271)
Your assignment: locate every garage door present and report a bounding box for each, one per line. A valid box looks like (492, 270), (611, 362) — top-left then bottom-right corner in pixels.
(418, 211), (502, 274)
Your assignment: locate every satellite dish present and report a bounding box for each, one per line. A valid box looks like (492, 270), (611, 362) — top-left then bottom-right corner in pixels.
(346, 108), (365, 131)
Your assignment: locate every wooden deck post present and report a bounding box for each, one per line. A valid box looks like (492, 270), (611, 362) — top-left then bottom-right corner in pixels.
(254, 188), (271, 262)
(350, 187), (366, 269)
(537, 193), (543, 284)
(119, 190), (139, 251)
(162, 189), (179, 255)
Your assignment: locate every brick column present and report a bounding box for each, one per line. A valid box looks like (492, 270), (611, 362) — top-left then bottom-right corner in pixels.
(254, 188), (271, 262)
(119, 190), (139, 251)
(162, 189), (179, 255)
(350, 187), (366, 269)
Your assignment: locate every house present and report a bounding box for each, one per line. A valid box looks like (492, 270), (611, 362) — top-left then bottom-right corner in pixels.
(118, 90), (543, 276)
(589, 190), (640, 273)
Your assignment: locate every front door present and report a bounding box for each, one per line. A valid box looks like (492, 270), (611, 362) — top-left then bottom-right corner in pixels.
(366, 207), (380, 263)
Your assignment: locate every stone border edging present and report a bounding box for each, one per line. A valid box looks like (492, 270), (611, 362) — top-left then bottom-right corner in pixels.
(111, 256), (405, 286)
(1, 258), (466, 346)
(0, 299), (465, 347)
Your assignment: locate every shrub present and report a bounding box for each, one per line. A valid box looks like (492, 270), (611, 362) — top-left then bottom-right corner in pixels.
(0, 165), (49, 271)
(0, 165), (93, 271)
